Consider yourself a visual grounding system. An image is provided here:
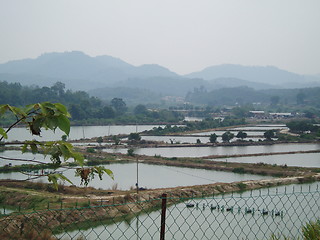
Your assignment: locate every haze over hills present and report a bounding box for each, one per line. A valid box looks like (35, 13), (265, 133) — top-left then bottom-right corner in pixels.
(185, 64), (320, 88)
(0, 51), (319, 99)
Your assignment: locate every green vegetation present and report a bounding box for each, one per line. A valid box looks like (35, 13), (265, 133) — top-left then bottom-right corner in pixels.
(186, 86), (320, 111)
(146, 117), (245, 135)
(128, 133), (141, 141)
(232, 167), (246, 174)
(0, 81), (183, 126)
(236, 182), (247, 191)
(270, 219), (320, 240)
(209, 133), (218, 143)
(222, 131), (235, 142)
(302, 219), (320, 239)
(264, 130), (275, 141)
(127, 148), (135, 156)
(287, 120), (320, 133)
(236, 131), (247, 140)
(0, 102), (113, 189)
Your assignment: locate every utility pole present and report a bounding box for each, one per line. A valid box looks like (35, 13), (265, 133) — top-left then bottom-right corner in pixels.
(136, 156), (139, 195)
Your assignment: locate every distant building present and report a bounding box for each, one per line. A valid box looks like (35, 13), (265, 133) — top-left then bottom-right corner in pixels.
(269, 113), (292, 118)
(249, 111), (266, 119)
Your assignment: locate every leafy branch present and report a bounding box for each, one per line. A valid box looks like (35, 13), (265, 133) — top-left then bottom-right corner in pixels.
(0, 102), (113, 189)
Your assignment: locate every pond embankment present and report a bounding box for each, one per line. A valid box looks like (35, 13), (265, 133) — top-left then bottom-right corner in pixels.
(1, 173), (320, 238)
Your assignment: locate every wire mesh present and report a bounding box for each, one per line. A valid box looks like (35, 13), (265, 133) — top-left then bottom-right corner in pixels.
(0, 183), (319, 239)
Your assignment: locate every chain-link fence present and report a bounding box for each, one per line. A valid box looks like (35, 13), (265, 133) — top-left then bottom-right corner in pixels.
(1, 183), (319, 239)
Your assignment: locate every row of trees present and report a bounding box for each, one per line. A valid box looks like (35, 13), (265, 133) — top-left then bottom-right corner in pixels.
(286, 120), (320, 133)
(186, 86), (320, 108)
(209, 130), (275, 143)
(0, 81), (182, 124)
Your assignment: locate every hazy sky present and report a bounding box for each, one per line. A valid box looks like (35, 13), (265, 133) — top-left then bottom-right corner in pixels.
(1, 0), (319, 75)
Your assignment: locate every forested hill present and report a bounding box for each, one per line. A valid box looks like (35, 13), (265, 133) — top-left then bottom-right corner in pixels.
(0, 81), (106, 120)
(0, 81), (182, 124)
(186, 86), (320, 107)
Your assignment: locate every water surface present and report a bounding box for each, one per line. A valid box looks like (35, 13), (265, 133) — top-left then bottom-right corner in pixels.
(0, 162), (272, 190)
(105, 143), (320, 158)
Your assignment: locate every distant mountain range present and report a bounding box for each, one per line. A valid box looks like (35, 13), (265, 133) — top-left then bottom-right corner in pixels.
(0, 51), (319, 100)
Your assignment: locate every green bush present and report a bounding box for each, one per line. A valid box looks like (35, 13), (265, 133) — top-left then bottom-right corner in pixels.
(236, 182), (247, 191)
(127, 148), (135, 156)
(232, 167), (246, 174)
(86, 148), (96, 153)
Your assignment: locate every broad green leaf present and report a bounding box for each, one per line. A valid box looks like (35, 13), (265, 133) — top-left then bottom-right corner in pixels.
(93, 166), (114, 180)
(30, 143), (38, 154)
(54, 103), (70, 117)
(42, 102), (56, 109)
(25, 104), (35, 113)
(44, 116), (58, 130)
(0, 128), (8, 139)
(21, 143), (28, 153)
(40, 102), (56, 115)
(103, 168), (114, 180)
(0, 105), (9, 115)
(28, 118), (43, 135)
(56, 173), (73, 185)
(47, 173), (72, 190)
(56, 114), (70, 136)
(59, 143), (72, 160)
(72, 152), (84, 166)
(8, 105), (25, 117)
(48, 174), (59, 190)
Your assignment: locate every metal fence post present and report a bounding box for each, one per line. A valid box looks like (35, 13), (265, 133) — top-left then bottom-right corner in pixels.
(160, 193), (167, 240)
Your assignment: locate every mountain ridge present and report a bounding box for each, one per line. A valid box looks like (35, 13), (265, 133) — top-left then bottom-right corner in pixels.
(0, 51), (319, 93)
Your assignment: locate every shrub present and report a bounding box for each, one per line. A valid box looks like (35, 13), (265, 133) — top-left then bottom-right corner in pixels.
(127, 148), (135, 156)
(232, 167), (246, 174)
(236, 182), (247, 191)
(302, 219), (320, 239)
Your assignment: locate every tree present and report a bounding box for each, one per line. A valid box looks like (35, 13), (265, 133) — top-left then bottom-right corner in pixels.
(51, 81), (65, 97)
(96, 136), (103, 146)
(236, 131), (247, 140)
(134, 104), (148, 115)
(286, 120), (318, 133)
(98, 106), (115, 119)
(111, 136), (120, 145)
(270, 96), (280, 106)
(0, 102), (113, 189)
(222, 131), (234, 143)
(111, 98), (127, 114)
(209, 133), (218, 143)
(297, 91), (306, 105)
(128, 133), (141, 141)
(264, 130), (275, 141)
